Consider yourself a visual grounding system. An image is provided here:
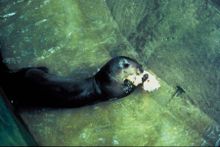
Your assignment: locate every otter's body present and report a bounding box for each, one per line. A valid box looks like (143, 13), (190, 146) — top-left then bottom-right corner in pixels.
(0, 54), (144, 109)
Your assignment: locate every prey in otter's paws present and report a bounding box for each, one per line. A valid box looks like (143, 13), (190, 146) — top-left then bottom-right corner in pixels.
(0, 54), (144, 109)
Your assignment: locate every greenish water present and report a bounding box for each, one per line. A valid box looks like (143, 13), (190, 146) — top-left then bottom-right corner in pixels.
(20, 80), (212, 146)
(1, 0), (220, 146)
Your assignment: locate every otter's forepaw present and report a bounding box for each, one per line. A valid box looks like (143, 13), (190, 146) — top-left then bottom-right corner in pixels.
(123, 79), (135, 94)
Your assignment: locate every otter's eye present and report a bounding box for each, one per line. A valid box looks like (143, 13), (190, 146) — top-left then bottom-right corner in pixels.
(119, 59), (130, 69)
(124, 63), (130, 68)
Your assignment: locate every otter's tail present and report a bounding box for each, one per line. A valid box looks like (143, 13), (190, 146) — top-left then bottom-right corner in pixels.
(0, 51), (9, 71)
(0, 49), (10, 84)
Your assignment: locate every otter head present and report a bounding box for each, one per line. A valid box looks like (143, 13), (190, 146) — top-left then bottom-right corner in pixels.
(95, 56), (144, 99)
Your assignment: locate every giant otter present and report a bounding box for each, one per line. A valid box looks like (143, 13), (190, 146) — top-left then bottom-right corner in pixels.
(0, 52), (147, 109)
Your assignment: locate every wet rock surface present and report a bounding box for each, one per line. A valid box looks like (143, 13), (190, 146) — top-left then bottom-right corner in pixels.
(107, 0), (220, 124)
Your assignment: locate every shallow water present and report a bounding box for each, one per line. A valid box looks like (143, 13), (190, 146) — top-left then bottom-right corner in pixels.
(20, 80), (213, 146)
(1, 0), (220, 146)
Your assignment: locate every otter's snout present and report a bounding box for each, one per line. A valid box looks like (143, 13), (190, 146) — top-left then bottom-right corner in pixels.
(139, 65), (144, 73)
(136, 65), (144, 75)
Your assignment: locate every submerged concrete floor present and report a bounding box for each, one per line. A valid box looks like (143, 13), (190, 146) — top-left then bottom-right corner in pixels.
(20, 80), (214, 146)
(0, 0), (220, 146)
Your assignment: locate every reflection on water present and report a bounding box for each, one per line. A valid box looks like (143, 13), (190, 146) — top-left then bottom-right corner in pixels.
(1, 0), (220, 146)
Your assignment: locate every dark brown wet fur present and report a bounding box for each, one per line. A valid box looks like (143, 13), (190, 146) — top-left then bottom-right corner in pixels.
(0, 50), (143, 109)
